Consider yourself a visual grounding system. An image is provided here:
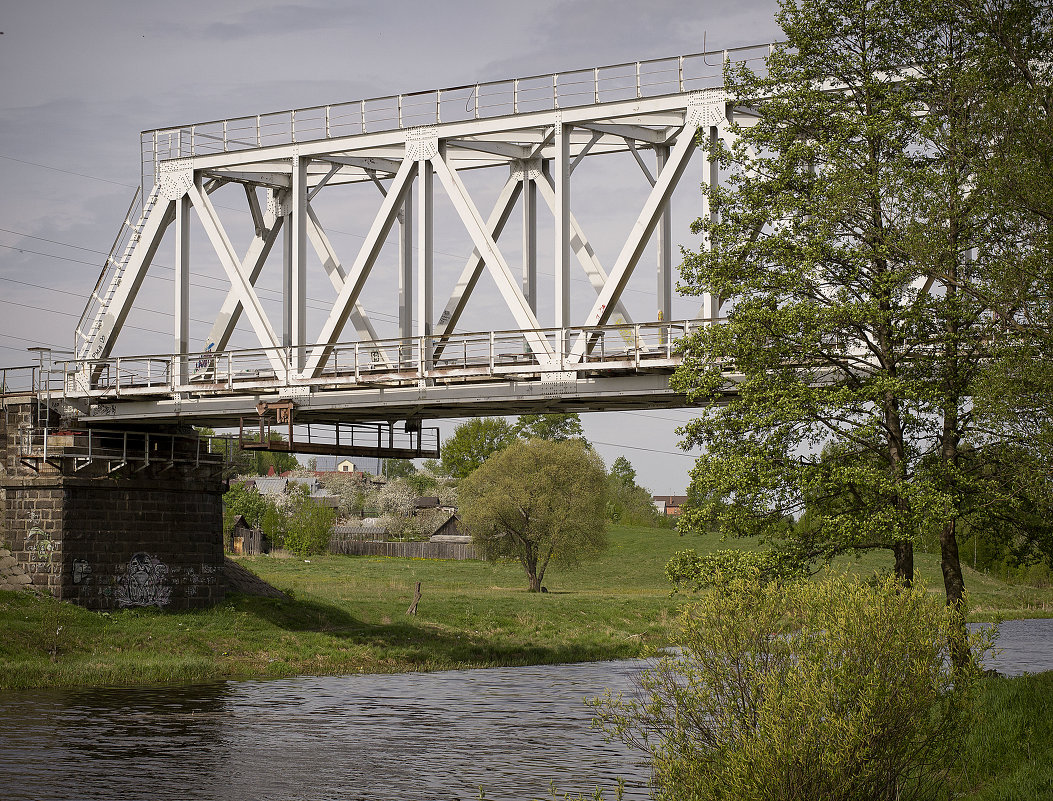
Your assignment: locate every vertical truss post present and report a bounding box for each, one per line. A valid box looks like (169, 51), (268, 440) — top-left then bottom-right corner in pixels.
(174, 193), (191, 386)
(522, 163), (537, 313)
(656, 145), (672, 341)
(553, 114), (571, 328)
(418, 148), (434, 375)
(399, 187), (414, 342)
(286, 156), (308, 371)
(702, 125), (721, 322)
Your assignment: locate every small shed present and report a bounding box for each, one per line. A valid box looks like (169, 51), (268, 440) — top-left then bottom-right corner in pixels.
(229, 514), (268, 555)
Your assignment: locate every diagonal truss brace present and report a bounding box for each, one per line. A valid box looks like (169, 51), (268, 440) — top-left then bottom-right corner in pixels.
(429, 147), (556, 366)
(188, 179), (288, 377)
(202, 189), (285, 355)
(569, 107), (710, 360)
(303, 156), (417, 378)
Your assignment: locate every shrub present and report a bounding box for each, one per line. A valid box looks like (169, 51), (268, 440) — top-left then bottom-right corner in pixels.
(591, 573), (988, 801)
(281, 486), (335, 557)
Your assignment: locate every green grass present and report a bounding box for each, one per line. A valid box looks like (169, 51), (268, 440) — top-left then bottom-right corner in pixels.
(1, 524), (1051, 692)
(957, 672), (1053, 799)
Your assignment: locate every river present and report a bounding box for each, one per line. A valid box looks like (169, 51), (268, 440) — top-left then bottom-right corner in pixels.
(1, 619), (1051, 801)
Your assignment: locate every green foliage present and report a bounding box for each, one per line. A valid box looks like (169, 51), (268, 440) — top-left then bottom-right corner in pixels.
(441, 417), (516, 479)
(222, 482), (270, 533)
(513, 413), (586, 443)
(592, 573), (989, 801)
(604, 455), (664, 527)
(665, 547), (804, 592)
(261, 502), (288, 551)
(609, 456), (635, 486)
(672, 0), (1053, 604)
(460, 438), (609, 591)
(281, 485), (336, 557)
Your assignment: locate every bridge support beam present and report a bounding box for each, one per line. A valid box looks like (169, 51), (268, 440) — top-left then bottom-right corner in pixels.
(0, 401), (226, 610)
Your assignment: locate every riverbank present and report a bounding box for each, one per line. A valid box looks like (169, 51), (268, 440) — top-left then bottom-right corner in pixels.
(2, 525), (1052, 690)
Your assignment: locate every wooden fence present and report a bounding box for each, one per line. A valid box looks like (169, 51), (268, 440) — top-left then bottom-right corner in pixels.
(329, 538), (478, 560)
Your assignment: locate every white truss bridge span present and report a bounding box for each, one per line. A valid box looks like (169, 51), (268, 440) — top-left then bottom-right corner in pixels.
(59, 44), (774, 431)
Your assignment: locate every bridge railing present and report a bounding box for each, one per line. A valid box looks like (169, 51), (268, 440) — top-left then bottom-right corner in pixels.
(139, 43), (774, 186)
(59, 319), (710, 400)
(0, 365), (40, 397)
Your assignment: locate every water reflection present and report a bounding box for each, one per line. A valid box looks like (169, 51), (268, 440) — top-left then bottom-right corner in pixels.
(1, 620), (1050, 801)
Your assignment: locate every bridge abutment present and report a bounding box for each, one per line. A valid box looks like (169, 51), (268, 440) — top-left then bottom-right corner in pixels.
(0, 400), (227, 610)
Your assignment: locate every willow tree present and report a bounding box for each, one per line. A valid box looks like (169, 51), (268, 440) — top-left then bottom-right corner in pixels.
(672, 0), (1028, 620)
(459, 438), (608, 592)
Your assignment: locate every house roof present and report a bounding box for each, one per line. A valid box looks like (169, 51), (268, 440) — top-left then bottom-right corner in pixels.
(255, 477), (288, 496)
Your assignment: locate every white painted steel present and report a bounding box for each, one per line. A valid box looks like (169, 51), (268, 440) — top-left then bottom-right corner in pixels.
(74, 45), (782, 415)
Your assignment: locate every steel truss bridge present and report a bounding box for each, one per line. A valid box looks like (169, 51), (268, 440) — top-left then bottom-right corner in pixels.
(28, 45), (775, 451)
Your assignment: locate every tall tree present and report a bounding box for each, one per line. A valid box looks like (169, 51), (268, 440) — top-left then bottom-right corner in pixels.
(440, 417), (516, 479)
(459, 438), (608, 592)
(675, 0), (932, 582)
(514, 413), (586, 442)
(671, 0), (1030, 627)
(967, 0), (1053, 499)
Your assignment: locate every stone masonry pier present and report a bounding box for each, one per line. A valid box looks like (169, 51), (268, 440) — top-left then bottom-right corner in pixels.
(0, 397), (227, 610)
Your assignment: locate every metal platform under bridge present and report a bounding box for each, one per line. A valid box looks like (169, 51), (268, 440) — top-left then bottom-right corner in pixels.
(53, 44), (773, 438)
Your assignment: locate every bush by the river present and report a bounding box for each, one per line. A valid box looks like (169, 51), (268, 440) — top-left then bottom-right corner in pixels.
(592, 573), (990, 801)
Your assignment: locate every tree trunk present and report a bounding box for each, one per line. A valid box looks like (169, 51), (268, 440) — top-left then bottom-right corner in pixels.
(528, 573), (542, 593)
(892, 540), (914, 586)
(939, 518), (972, 671)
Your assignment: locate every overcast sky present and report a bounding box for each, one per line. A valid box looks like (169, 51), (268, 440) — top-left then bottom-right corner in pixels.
(0, 0), (783, 495)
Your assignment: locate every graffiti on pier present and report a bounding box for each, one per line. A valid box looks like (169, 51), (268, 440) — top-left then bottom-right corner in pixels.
(72, 559), (92, 584)
(115, 552), (171, 607)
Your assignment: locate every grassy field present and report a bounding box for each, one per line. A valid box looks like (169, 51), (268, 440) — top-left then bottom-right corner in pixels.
(1, 524), (1052, 692)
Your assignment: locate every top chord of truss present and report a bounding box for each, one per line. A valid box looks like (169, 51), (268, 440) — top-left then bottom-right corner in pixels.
(139, 44), (774, 184)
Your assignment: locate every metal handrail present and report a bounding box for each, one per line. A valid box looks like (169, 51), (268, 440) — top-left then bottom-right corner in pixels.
(58, 318), (708, 400)
(141, 43), (776, 168)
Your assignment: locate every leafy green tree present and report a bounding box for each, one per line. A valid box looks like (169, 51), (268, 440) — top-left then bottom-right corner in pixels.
(222, 482), (270, 534)
(281, 485), (336, 557)
(967, 1), (1053, 506)
(605, 455), (664, 526)
(672, 0), (1036, 633)
(592, 573), (988, 801)
(513, 413), (585, 442)
(609, 456), (636, 486)
(459, 438), (608, 591)
(440, 417), (516, 479)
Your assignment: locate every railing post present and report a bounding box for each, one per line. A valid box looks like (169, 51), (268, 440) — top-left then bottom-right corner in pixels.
(223, 120), (228, 151)
(679, 56), (684, 92)
(325, 105), (331, 138)
(226, 352), (233, 390)
(361, 99), (366, 133)
(256, 115), (261, 147)
(513, 79), (519, 114)
(635, 324), (641, 369)
(355, 342), (360, 382)
(115, 357), (121, 397)
(291, 110), (296, 143)
(436, 90), (441, 124)
(489, 331), (495, 373)
(636, 62), (641, 98)
(594, 67), (600, 103)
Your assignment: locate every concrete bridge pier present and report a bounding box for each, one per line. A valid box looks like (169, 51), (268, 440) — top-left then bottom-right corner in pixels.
(0, 398), (227, 610)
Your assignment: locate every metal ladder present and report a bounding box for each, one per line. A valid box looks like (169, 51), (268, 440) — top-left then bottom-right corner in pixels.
(75, 183), (162, 358)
